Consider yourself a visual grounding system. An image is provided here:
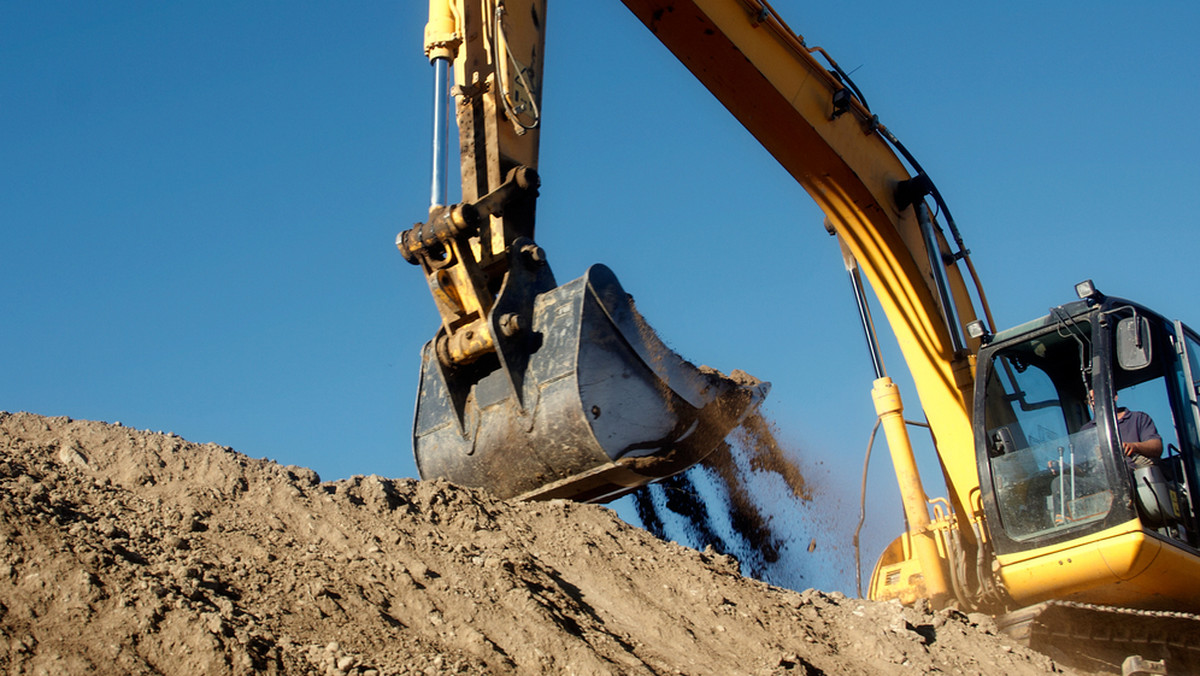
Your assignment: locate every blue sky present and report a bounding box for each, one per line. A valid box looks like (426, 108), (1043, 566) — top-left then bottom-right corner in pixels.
(4, 2), (1198, 593)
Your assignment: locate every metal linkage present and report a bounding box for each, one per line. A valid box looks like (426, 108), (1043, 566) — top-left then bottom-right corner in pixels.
(399, 166), (539, 265)
(397, 166), (541, 367)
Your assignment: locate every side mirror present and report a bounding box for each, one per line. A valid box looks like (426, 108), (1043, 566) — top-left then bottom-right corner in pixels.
(1116, 316), (1152, 370)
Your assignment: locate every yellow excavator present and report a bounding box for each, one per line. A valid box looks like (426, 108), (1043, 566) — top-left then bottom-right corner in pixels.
(399, 0), (1200, 669)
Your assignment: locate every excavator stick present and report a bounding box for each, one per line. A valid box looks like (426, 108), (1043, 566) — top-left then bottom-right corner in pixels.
(412, 263), (768, 503)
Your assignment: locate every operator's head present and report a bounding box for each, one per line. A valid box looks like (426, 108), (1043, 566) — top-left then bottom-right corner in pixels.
(1087, 388), (1118, 408)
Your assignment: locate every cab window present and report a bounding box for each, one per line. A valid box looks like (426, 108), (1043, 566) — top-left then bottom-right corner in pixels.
(981, 321), (1118, 541)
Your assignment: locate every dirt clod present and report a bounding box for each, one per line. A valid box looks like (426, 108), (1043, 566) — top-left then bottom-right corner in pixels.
(0, 411), (1074, 674)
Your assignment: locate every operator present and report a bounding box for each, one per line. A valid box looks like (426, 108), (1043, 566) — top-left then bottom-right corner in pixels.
(1081, 389), (1163, 468)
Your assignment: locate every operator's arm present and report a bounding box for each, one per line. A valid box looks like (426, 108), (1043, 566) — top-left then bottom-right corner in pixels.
(1123, 411), (1163, 459)
(1123, 437), (1163, 460)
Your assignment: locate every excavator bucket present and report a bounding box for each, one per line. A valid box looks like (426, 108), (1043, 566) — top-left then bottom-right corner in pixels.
(413, 264), (768, 503)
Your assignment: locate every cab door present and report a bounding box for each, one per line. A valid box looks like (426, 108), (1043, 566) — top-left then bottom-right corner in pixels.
(1169, 320), (1200, 540)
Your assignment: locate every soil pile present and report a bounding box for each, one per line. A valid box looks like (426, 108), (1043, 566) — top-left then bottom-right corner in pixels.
(0, 412), (1072, 675)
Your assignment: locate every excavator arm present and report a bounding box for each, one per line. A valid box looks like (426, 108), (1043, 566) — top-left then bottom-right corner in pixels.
(402, 0), (992, 604)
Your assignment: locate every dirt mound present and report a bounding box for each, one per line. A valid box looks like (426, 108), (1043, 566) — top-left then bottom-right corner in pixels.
(0, 412), (1072, 675)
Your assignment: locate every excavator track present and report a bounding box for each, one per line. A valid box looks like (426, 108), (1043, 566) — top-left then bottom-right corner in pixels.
(997, 600), (1200, 673)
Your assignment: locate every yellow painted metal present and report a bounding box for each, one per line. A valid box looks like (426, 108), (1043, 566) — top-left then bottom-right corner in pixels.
(868, 517), (957, 605)
(869, 532), (926, 605)
(997, 521), (1200, 611)
(450, 0), (545, 201)
(871, 377), (952, 604)
(425, 0), (459, 61)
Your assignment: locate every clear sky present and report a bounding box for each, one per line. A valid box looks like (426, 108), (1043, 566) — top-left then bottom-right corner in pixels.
(4, 2), (1198, 593)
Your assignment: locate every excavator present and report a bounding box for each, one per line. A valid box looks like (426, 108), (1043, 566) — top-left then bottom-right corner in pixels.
(398, 0), (1200, 670)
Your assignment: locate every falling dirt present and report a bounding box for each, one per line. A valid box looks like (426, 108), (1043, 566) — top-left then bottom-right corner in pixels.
(631, 411), (833, 586)
(0, 411), (1079, 675)
(734, 413), (811, 503)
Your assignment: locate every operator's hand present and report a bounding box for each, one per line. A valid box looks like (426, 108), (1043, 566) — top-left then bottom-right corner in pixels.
(1123, 440), (1161, 458)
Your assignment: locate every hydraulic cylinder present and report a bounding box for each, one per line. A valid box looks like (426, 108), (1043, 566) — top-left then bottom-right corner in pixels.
(872, 376), (952, 605)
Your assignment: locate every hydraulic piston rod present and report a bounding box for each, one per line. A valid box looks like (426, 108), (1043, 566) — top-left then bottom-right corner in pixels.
(430, 58), (451, 209)
(424, 0), (458, 208)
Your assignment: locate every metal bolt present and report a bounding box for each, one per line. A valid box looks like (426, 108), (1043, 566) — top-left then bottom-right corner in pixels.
(499, 313), (526, 337)
(520, 243), (547, 267)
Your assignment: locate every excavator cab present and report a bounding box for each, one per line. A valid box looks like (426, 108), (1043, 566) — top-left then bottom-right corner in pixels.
(973, 283), (1200, 610)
